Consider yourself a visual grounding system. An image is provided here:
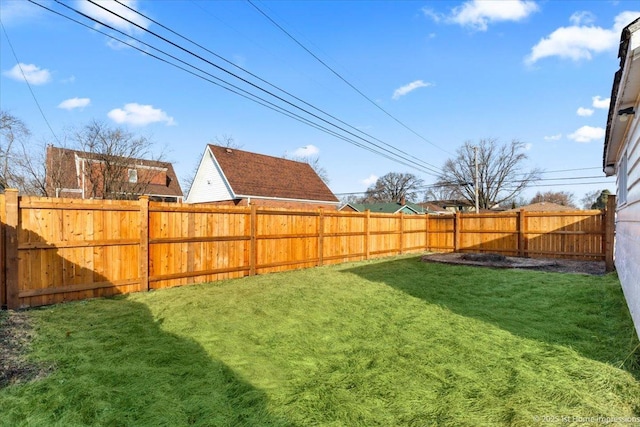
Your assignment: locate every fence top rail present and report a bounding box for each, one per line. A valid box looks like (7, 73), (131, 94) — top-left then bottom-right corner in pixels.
(457, 209), (603, 218)
(149, 203), (251, 214)
(522, 210), (603, 217)
(322, 211), (368, 218)
(19, 197), (140, 211)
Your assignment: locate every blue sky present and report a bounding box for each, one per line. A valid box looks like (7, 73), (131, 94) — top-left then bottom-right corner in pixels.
(1, 0), (639, 204)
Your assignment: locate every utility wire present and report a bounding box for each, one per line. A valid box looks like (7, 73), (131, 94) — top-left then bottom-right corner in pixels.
(247, 0), (453, 156)
(335, 179), (613, 196)
(113, 0), (444, 175)
(0, 20), (61, 145)
(81, 0), (443, 176)
(30, 0), (440, 176)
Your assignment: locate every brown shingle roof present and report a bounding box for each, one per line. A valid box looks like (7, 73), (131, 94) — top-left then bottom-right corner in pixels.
(209, 145), (338, 202)
(46, 146), (182, 198)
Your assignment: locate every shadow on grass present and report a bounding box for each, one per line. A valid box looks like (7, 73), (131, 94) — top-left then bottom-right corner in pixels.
(343, 256), (640, 377)
(0, 297), (290, 426)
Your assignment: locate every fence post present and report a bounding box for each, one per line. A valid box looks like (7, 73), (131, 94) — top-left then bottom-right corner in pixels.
(454, 212), (460, 252)
(604, 195), (616, 272)
(318, 208), (324, 267)
(0, 193), (5, 308)
(425, 213), (430, 252)
(517, 209), (526, 257)
(249, 204), (257, 276)
(399, 212), (404, 255)
(139, 196), (149, 292)
(5, 189), (19, 309)
(365, 210), (370, 260)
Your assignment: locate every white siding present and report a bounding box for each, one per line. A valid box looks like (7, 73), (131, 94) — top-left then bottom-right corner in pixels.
(616, 117), (640, 340)
(185, 148), (234, 203)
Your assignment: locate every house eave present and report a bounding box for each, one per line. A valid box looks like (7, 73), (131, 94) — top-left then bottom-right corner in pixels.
(604, 18), (640, 174)
(235, 194), (340, 205)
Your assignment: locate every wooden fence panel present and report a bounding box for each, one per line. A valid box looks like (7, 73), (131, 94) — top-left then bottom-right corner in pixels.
(148, 204), (250, 289)
(15, 197), (141, 308)
(428, 215), (455, 252)
(321, 211), (366, 265)
(256, 209), (320, 274)
(459, 213), (519, 256)
(402, 215), (428, 253)
(368, 214), (401, 257)
(524, 211), (604, 260)
(1, 193), (614, 309)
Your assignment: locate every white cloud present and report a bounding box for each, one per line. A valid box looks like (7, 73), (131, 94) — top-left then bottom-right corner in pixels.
(0, 1), (43, 24)
(3, 63), (52, 85)
(108, 103), (175, 126)
(525, 11), (640, 65)
(392, 80), (432, 100)
(362, 174), (378, 186)
(576, 107), (594, 117)
(524, 143), (533, 151)
(448, 0), (539, 31)
(292, 145), (319, 157)
(77, 0), (150, 35)
(569, 11), (595, 26)
(592, 95), (610, 109)
(568, 126), (605, 143)
(58, 97), (91, 110)
(422, 8), (444, 23)
(544, 134), (562, 141)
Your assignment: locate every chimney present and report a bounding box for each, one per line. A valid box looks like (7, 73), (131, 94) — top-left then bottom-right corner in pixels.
(400, 195), (406, 206)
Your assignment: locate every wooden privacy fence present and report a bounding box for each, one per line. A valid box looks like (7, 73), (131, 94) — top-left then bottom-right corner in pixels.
(0, 190), (615, 309)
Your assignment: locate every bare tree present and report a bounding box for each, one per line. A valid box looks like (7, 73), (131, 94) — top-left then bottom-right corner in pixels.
(435, 139), (541, 209)
(363, 172), (424, 203)
(212, 134), (242, 149)
(581, 190), (601, 210)
(589, 189), (611, 210)
(581, 189), (611, 210)
(339, 193), (364, 206)
(0, 110), (30, 190)
(423, 184), (457, 202)
(530, 190), (576, 208)
(73, 120), (164, 200)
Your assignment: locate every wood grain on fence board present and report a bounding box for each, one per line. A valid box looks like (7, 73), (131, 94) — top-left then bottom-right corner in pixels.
(2, 194), (613, 309)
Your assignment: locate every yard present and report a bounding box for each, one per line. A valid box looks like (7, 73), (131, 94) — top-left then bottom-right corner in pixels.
(1, 255), (639, 426)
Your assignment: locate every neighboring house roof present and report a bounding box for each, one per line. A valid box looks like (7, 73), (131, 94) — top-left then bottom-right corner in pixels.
(341, 202), (425, 214)
(429, 199), (475, 211)
(603, 17), (640, 172)
(419, 202), (450, 214)
(46, 146), (183, 199)
(506, 202), (575, 212)
(186, 145), (339, 204)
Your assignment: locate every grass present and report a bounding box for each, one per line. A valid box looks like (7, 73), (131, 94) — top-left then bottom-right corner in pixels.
(1, 255), (639, 426)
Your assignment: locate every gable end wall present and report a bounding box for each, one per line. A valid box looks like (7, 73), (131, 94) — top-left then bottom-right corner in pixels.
(186, 148), (234, 203)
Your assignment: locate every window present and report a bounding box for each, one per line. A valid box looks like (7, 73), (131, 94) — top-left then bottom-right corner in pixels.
(128, 168), (138, 183)
(618, 151), (627, 206)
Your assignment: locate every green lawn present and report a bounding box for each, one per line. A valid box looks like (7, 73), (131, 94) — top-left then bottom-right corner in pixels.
(1, 256), (639, 426)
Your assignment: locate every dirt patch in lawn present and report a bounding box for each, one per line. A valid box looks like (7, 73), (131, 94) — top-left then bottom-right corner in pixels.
(421, 252), (607, 275)
(0, 311), (53, 388)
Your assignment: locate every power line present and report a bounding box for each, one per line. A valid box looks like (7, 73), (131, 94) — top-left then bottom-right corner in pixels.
(113, 0), (444, 175)
(334, 175), (613, 196)
(29, 1), (425, 173)
(0, 20), (61, 145)
(36, 0), (442, 176)
(84, 0), (443, 176)
(247, 0), (453, 156)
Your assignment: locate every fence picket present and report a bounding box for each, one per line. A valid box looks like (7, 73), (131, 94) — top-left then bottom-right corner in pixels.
(1, 192), (614, 309)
